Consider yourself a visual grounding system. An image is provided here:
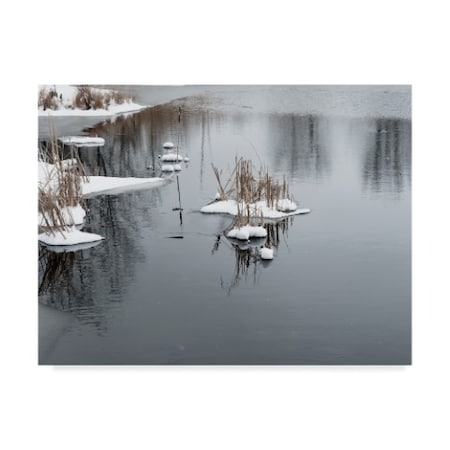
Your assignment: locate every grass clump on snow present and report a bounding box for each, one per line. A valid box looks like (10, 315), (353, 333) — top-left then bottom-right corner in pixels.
(209, 158), (299, 234)
(38, 124), (87, 236)
(38, 85), (135, 111)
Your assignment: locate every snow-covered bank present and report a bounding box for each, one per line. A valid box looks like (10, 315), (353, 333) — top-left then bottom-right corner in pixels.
(38, 85), (147, 117)
(200, 199), (311, 219)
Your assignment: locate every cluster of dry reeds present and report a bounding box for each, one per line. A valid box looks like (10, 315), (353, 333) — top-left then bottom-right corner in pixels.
(38, 87), (59, 111)
(38, 86), (135, 111)
(212, 157), (293, 227)
(38, 126), (87, 235)
(74, 86), (133, 110)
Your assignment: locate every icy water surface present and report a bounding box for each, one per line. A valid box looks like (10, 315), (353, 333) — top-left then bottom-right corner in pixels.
(38, 86), (411, 364)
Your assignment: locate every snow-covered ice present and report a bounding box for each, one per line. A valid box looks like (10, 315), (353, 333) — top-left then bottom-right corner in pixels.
(81, 176), (166, 197)
(259, 247), (274, 260)
(227, 225), (268, 241)
(41, 239), (104, 253)
(59, 136), (105, 147)
(200, 199), (311, 218)
(38, 227), (104, 246)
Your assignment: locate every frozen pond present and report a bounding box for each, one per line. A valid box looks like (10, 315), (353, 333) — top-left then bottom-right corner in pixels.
(38, 85), (411, 364)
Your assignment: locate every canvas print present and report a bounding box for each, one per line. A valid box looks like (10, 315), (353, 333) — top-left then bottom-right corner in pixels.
(38, 85), (411, 365)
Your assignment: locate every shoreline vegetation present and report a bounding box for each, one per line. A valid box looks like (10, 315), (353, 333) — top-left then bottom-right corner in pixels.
(38, 85), (147, 116)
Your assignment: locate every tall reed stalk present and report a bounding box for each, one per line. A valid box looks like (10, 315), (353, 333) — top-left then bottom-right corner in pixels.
(38, 121), (87, 235)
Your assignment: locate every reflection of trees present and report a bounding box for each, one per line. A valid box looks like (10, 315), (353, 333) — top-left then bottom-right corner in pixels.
(269, 114), (329, 179)
(363, 118), (411, 193)
(38, 187), (162, 334)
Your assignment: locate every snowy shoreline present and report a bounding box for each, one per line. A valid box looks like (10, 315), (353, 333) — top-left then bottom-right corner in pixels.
(38, 85), (148, 118)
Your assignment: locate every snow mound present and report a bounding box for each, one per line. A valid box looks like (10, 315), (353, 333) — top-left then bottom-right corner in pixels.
(201, 199), (311, 219)
(227, 225), (267, 241)
(184, 157), (190, 162)
(174, 164), (182, 171)
(161, 164), (175, 172)
(38, 227), (104, 246)
(259, 247), (274, 260)
(59, 136), (105, 147)
(163, 142), (174, 149)
(161, 153), (183, 162)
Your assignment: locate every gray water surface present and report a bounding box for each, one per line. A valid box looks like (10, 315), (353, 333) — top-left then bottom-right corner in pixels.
(38, 85), (411, 364)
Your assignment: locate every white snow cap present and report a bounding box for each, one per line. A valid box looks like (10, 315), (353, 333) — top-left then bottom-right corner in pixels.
(163, 142), (174, 149)
(227, 225), (268, 241)
(259, 247), (274, 260)
(161, 153), (183, 162)
(161, 164), (175, 172)
(201, 199), (311, 218)
(59, 136), (105, 147)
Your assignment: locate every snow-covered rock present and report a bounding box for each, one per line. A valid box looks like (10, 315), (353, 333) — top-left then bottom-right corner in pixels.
(227, 225), (268, 241)
(259, 247), (274, 260)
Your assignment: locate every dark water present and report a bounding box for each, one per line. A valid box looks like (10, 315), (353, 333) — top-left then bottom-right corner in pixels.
(38, 86), (411, 364)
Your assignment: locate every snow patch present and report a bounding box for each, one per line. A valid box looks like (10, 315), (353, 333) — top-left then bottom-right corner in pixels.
(38, 227), (104, 246)
(161, 164), (175, 172)
(259, 247), (274, 260)
(39, 204), (86, 227)
(227, 225), (268, 241)
(59, 136), (105, 147)
(81, 176), (165, 197)
(201, 199), (311, 218)
(163, 142), (174, 149)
